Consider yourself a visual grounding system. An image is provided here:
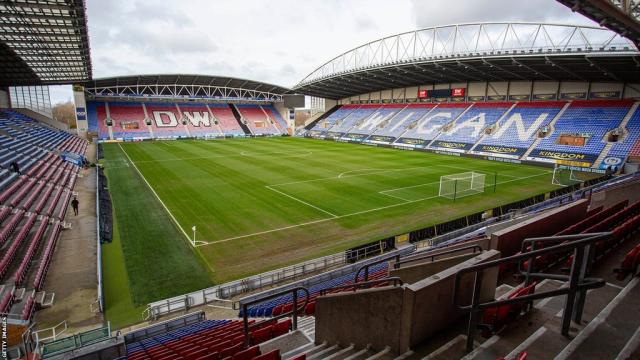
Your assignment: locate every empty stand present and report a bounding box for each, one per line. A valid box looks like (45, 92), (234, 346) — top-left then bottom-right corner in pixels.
(0, 111), (86, 324)
(532, 100), (634, 160)
(236, 105), (281, 135)
(434, 102), (513, 147)
(477, 101), (566, 156)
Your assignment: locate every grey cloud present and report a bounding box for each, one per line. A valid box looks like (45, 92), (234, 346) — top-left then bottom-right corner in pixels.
(410, 0), (595, 28)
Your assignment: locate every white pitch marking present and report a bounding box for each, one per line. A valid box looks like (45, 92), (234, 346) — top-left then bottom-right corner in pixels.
(196, 170), (550, 246)
(118, 143), (195, 247)
(240, 150), (313, 157)
(337, 168), (388, 179)
(265, 185), (338, 218)
(269, 163), (471, 188)
(378, 191), (413, 202)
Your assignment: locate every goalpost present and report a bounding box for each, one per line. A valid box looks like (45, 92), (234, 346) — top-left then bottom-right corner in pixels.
(439, 172), (486, 200)
(551, 164), (584, 186)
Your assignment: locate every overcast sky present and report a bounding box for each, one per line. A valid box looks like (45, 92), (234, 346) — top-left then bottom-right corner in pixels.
(50, 0), (596, 105)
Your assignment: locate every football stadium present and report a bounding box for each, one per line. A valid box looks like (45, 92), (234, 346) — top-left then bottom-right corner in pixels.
(2, 0), (640, 359)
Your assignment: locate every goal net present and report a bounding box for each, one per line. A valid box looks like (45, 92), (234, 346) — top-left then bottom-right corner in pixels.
(551, 165), (587, 186)
(439, 172), (486, 200)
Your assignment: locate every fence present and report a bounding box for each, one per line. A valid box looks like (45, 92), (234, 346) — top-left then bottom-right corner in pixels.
(95, 141), (104, 313)
(125, 312), (205, 344)
(143, 171), (632, 321)
(145, 241), (396, 320)
(40, 323), (111, 358)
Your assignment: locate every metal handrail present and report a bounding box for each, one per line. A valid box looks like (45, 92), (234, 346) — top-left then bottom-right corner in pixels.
(240, 287), (309, 347)
(319, 277), (404, 296)
(453, 232), (611, 353)
(354, 253), (400, 283)
(393, 245), (483, 269)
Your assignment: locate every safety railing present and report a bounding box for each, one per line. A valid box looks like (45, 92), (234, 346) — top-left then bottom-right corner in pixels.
(354, 253), (400, 283)
(453, 232), (611, 353)
(240, 287), (309, 347)
(393, 245), (483, 269)
(319, 277), (403, 295)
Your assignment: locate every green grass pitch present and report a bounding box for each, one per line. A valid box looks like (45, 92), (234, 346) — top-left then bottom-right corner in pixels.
(100, 136), (562, 325)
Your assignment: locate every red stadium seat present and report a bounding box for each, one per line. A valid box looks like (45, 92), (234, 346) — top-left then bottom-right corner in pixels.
(253, 349), (280, 360)
(232, 346), (260, 360)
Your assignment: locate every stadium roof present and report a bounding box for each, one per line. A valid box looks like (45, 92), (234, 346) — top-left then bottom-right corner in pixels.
(0, 0), (92, 86)
(557, 0), (640, 46)
(84, 74), (292, 102)
(293, 22), (640, 100)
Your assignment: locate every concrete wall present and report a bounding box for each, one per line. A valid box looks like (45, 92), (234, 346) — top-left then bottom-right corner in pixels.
(389, 253), (478, 284)
(315, 286), (406, 351)
(490, 199), (589, 257)
(315, 250), (500, 354)
(399, 250), (500, 352)
(590, 179), (640, 209)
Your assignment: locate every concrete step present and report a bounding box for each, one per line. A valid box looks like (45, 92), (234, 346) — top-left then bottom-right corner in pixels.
(324, 344), (357, 360)
(261, 330), (313, 359)
(282, 342), (316, 359)
(364, 346), (392, 360)
(458, 280), (620, 360)
(308, 343), (342, 360)
(297, 316), (316, 340)
(423, 335), (473, 360)
(555, 277), (640, 360)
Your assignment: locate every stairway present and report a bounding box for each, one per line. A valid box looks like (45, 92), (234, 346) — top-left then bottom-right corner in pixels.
(343, 106), (382, 136)
(470, 102), (518, 152)
(259, 105), (282, 135)
(522, 101), (571, 159)
(391, 104), (440, 144)
(554, 277), (640, 359)
(592, 142), (615, 168)
(591, 101), (640, 168)
(204, 104), (226, 136)
(175, 104), (192, 137)
(290, 342), (403, 360)
(426, 103), (475, 148)
(104, 102), (114, 140)
(142, 103), (155, 138)
(305, 105), (342, 130)
(298, 316), (316, 340)
(422, 277), (629, 360)
(229, 104), (252, 135)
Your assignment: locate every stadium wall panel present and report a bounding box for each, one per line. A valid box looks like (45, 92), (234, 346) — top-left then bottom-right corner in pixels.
(487, 81), (509, 96)
(468, 82), (487, 97)
(489, 198), (589, 257)
(509, 81), (532, 95)
(559, 81), (589, 94)
(533, 80), (560, 95)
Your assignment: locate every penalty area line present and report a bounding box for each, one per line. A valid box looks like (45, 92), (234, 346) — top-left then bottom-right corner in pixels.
(195, 169), (551, 247)
(265, 185), (339, 218)
(118, 143), (195, 247)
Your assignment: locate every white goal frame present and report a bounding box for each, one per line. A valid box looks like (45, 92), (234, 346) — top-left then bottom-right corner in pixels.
(439, 172), (486, 200)
(551, 164), (583, 186)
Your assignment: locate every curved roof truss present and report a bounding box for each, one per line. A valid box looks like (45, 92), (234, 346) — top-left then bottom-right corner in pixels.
(84, 74), (290, 102)
(294, 23), (639, 99)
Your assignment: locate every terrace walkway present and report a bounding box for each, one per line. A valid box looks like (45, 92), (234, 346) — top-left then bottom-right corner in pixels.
(35, 142), (103, 333)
